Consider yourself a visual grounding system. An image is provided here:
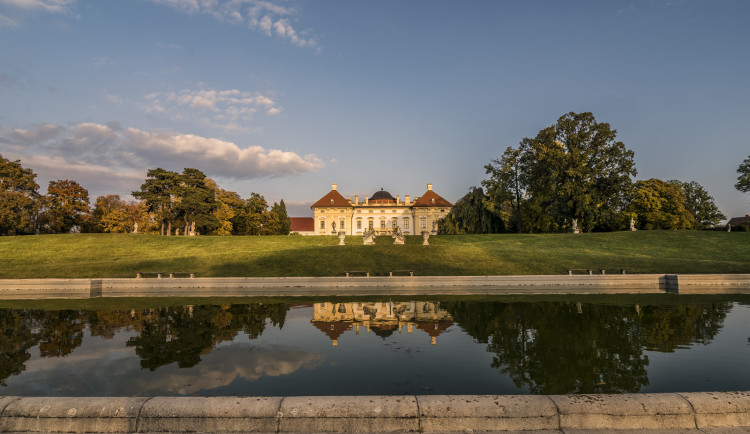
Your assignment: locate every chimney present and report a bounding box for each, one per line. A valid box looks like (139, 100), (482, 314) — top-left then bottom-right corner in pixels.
(427, 183), (433, 191)
(355, 195), (359, 204)
(332, 183), (337, 191)
(396, 195), (400, 204)
(405, 195), (411, 204)
(365, 196), (369, 204)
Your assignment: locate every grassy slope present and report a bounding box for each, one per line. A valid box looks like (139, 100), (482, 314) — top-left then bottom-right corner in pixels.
(0, 231), (748, 279)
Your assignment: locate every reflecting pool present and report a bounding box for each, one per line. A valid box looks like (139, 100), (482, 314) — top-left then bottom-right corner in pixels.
(1, 296), (749, 396)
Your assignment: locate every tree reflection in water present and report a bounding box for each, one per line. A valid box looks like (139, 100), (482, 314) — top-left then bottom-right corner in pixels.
(0, 303), (290, 384)
(0, 300), (736, 392)
(444, 301), (732, 394)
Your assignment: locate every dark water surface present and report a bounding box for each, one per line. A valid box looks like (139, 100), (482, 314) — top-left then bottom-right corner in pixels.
(1, 295), (749, 396)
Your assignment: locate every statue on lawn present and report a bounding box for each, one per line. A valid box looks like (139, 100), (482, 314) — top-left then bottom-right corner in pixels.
(421, 230), (430, 246)
(362, 228), (376, 245)
(392, 226), (405, 245)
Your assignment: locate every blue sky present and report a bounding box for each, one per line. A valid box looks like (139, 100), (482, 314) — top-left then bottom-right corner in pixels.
(1, 0), (748, 218)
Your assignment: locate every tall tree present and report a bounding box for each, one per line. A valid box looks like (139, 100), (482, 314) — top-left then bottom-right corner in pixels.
(518, 112), (637, 232)
(92, 195), (129, 233)
(628, 179), (694, 230)
(736, 155), (750, 201)
(132, 168), (179, 235)
(234, 193), (269, 235)
(267, 200), (291, 235)
(43, 180), (91, 233)
(483, 147), (525, 233)
(206, 179), (244, 236)
(668, 180), (726, 228)
(0, 154), (40, 235)
(175, 168), (219, 235)
(439, 187), (504, 234)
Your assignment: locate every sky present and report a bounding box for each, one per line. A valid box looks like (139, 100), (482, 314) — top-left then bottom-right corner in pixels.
(1, 0), (748, 219)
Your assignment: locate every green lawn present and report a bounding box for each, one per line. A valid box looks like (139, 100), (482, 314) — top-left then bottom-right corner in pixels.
(0, 231), (748, 278)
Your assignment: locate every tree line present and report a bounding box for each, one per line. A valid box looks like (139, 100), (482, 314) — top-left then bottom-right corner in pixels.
(441, 112), (749, 234)
(0, 156), (290, 236)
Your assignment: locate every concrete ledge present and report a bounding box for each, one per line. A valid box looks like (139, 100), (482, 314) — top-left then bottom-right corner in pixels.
(2, 274), (749, 299)
(1, 392), (749, 432)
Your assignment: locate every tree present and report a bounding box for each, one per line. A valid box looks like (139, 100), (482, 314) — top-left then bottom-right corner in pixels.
(439, 187), (504, 234)
(132, 168), (180, 235)
(668, 180), (726, 228)
(43, 180), (91, 233)
(0, 154), (40, 235)
(628, 179), (694, 230)
(483, 147), (525, 233)
(92, 195), (129, 233)
(175, 168), (219, 235)
(233, 193), (270, 235)
(736, 155), (750, 200)
(207, 179), (244, 236)
(267, 200), (291, 235)
(518, 112), (637, 232)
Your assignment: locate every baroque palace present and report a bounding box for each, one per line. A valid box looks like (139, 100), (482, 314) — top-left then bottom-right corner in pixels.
(297, 183), (453, 236)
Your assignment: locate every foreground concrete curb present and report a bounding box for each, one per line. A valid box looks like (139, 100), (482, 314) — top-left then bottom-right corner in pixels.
(1, 274), (749, 299)
(1, 392), (749, 432)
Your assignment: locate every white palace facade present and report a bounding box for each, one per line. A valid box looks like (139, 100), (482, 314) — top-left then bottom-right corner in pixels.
(309, 183), (453, 236)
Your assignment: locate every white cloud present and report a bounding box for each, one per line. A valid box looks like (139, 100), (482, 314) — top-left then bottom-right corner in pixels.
(148, 0), (318, 49)
(0, 0), (74, 13)
(1, 122), (325, 186)
(144, 86), (283, 132)
(0, 12), (19, 27)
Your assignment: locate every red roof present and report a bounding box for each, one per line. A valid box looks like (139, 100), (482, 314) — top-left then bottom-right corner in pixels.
(312, 189), (353, 208)
(412, 190), (453, 207)
(290, 217), (314, 232)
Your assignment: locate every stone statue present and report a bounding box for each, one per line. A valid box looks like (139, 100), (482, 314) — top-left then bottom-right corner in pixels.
(391, 226), (405, 245)
(431, 220), (438, 235)
(362, 228), (376, 245)
(338, 231), (346, 245)
(629, 218), (637, 232)
(421, 230), (430, 246)
(727, 223), (732, 233)
(175, 228), (181, 236)
(572, 219), (579, 234)
(133, 222), (139, 234)
(331, 221), (336, 233)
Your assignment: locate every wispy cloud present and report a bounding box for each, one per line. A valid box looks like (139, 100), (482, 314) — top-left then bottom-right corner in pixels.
(0, 0), (74, 27)
(1, 121), (325, 184)
(148, 0), (319, 50)
(0, 0), (74, 13)
(143, 86), (283, 133)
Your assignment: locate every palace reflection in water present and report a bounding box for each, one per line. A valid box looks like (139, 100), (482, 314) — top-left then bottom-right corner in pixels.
(312, 301), (453, 346)
(0, 297), (748, 396)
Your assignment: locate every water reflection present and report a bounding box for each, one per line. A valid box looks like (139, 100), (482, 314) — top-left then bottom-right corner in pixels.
(0, 298), (743, 395)
(444, 301), (732, 394)
(312, 301), (453, 346)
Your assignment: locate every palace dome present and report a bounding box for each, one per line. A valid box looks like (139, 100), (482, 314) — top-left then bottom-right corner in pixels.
(370, 188), (396, 203)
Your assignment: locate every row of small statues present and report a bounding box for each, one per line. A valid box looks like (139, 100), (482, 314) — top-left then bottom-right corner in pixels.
(337, 226), (431, 245)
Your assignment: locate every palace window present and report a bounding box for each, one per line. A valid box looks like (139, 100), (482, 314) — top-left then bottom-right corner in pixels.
(320, 220), (326, 229)
(404, 220), (409, 229)
(420, 219), (427, 229)
(369, 220), (374, 229)
(392, 218), (398, 228)
(340, 220), (345, 229)
(380, 220), (386, 229)
(357, 220), (362, 229)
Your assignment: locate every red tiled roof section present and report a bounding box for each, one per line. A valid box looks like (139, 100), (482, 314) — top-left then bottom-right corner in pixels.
(312, 190), (353, 208)
(412, 190), (453, 207)
(290, 217), (314, 232)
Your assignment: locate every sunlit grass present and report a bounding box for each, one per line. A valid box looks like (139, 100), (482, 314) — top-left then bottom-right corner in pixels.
(0, 231), (748, 278)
